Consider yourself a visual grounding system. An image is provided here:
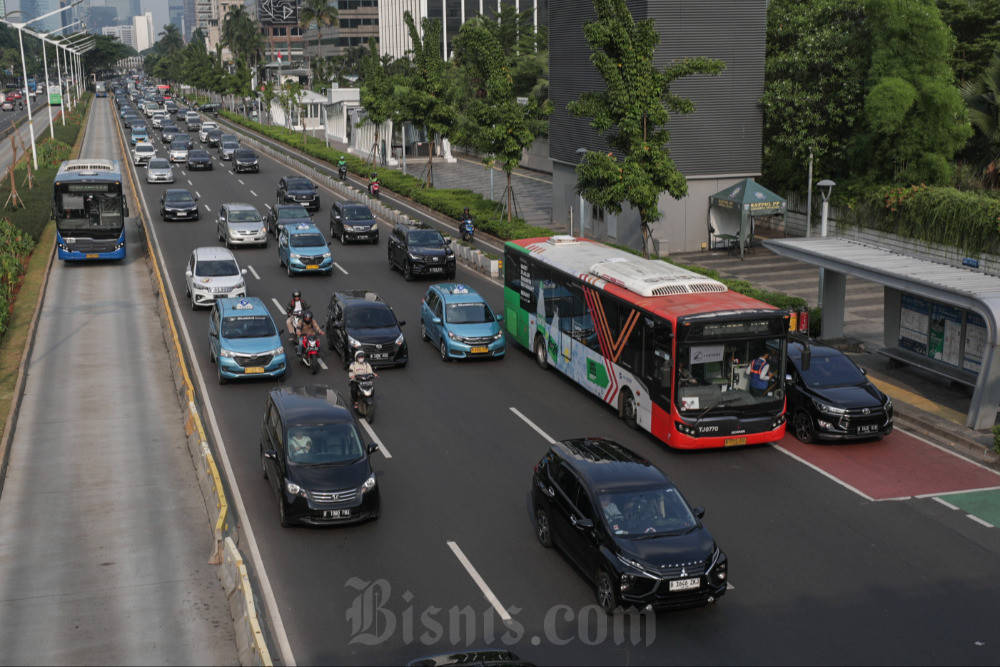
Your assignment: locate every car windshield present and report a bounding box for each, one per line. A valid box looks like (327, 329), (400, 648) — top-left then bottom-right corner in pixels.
(222, 141), (238, 149)
(221, 315), (276, 339)
(229, 208), (261, 223)
(445, 302), (494, 324)
(796, 351), (867, 388)
(343, 206), (373, 220)
(599, 487), (697, 538)
(196, 260), (240, 277)
(277, 207), (309, 220)
(136, 145), (153, 153)
(287, 179), (313, 191)
(170, 142), (188, 151)
(345, 306), (396, 329)
(287, 423), (365, 465)
(235, 150), (255, 159)
(407, 230), (445, 246)
(290, 233), (326, 248)
(189, 150), (209, 158)
(165, 191), (194, 203)
(148, 159), (169, 169)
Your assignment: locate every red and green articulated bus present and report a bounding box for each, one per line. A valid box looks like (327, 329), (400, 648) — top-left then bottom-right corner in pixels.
(503, 236), (789, 449)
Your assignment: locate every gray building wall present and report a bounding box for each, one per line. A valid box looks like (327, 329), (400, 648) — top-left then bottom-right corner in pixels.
(549, 0), (765, 253)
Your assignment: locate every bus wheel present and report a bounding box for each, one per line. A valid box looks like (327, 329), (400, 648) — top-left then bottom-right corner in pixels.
(621, 390), (638, 430)
(534, 334), (548, 370)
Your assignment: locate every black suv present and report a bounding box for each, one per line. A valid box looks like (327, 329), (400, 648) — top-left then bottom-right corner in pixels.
(325, 290), (408, 369)
(387, 222), (455, 280)
(330, 202), (378, 244)
(266, 203), (312, 236)
(531, 438), (728, 613)
(260, 385), (381, 527)
(277, 176), (320, 211)
(785, 338), (893, 443)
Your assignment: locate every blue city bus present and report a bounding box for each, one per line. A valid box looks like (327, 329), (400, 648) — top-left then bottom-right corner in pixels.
(53, 160), (129, 261)
(95, 81), (106, 97)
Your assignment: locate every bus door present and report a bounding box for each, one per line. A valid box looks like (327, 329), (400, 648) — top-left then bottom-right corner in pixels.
(641, 317), (673, 409)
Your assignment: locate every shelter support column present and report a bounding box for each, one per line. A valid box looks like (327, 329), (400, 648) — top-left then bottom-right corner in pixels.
(820, 269), (846, 339)
(969, 327), (1000, 430)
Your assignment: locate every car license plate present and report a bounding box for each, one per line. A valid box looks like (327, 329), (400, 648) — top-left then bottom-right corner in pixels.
(669, 577), (701, 592)
(429, 267), (444, 273)
(244, 366), (265, 374)
(86, 254), (99, 258)
(471, 346), (489, 354)
(371, 352), (388, 360)
(857, 424), (879, 434)
(306, 264), (319, 270)
(323, 509), (350, 519)
(724, 436), (747, 447)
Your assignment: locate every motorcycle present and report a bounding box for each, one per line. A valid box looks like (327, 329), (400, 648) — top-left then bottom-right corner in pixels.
(299, 334), (320, 375)
(351, 372), (376, 423)
(287, 312), (303, 343)
(338, 164), (347, 181)
(460, 217), (475, 243)
(369, 181), (380, 200)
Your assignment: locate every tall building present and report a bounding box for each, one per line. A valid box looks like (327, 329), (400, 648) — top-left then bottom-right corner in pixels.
(19, 0), (65, 32)
(548, 0), (765, 253)
(103, 24), (136, 49)
(378, 0), (547, 59)
(168, 0), (186, 34)
(258, 0), (304, 65)
(105, 0), (140, 24)
(302, 0), (378, 62)
(207, 0), (245, 60)
(88, 6), (120, 34)
(133, 11), (154, 51)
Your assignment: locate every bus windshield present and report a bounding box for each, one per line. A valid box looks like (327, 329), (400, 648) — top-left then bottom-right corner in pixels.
(674, 337), (786, 415)
(56, 191), (124, 233)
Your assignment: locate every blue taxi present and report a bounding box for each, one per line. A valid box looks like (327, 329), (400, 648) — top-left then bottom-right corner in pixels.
(208, 297), (287, 384)
(130, 125), (149, 145)
(278, 223), (333, 276)
(419, 283), (505, 361)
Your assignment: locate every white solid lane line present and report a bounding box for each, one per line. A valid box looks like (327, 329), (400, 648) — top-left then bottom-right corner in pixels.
(509, 407), (556, 444)
(967, 514), (994, 528)
(334, 262), (348, 275)
(247, 265), (260, 280)
(447, 541), (512, 623)
(359, 420), (392, 459)
(933, 497), (960, 511)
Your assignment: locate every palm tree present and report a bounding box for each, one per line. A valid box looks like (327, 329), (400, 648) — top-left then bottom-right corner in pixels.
(960, 50), (1000, 187)
(157, 24), (184, 57)
(221, 5), (263, 69)
(299, 0), (339, 69)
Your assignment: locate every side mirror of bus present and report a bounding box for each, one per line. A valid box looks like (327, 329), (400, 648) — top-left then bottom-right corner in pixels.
(123, 202), (129, 217)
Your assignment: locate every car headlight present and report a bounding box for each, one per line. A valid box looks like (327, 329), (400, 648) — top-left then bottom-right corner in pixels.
(269, 346), (284, 356)
(361, 473), (377, 494)
(884, 395), (892, 410)
(291, 253), (302, 260)
(322, 252), (331, 258)
(616, 553), (646, 572)
(491, 332), (503, 342)
(394, 333), (405, 346)
(812, 398), (847, 415)
(407, 252), (421, 261)
(447, 330), (459, 341)
(348, 336), (361, 348)
(285, 480), (307, 498)
(219, 348), (236, 358)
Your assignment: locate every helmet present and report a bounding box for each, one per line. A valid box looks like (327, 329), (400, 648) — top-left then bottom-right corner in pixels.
(463, 207), (470, 214)
(303, 311), (313, 323)
(371, 172), (378, 178)
(292, 290), (301, 300)
(340, 155), (345, 160)
(355, 350), (366, 362)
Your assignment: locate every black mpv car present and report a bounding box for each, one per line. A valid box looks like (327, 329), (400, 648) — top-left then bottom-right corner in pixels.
(330, 202), (378, 244)
(159, 188), (199, 221)
(785, 339), (893, 443)
(325, 290), (408, 369)
(233, 148), (259, 173)
(186, 149), (213, 170)
(260, 385), (381, 527)
(532, 438), (728, 613)
(387, 222), (455, 281)
(277, 176), (320, 211)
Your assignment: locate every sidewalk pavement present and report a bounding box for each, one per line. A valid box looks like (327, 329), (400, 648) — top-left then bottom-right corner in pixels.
(300, 129), (998, 467)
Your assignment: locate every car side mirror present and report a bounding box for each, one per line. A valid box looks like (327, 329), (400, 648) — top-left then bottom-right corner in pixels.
(860, 367), (867, 375)
(241, 269), (248, 275)
(693, 506), (706, 519)
(398, 320), (406, 326)
(431, 317), (441, 325)
(571, 516), (593, 530)
(367, 443), (379, 455)
(496, 314), (504, 322)
(263, 450), (278, 461)
(185, 269), (192, 277)
(785, 374), (793, 382)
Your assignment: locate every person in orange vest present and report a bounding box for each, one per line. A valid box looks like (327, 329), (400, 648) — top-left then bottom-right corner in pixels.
(747, 350), (773, 397)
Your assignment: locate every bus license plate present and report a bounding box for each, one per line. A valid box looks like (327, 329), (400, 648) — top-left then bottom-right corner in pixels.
(244, 366), (265, 374)
(471, 346), (489, 354)
(86, 254), (99, 258)
(724, 436), (747, 447)
(323, 509), (350, 518)
(306, 264), (319, 270)
(669, 578), (701, 592)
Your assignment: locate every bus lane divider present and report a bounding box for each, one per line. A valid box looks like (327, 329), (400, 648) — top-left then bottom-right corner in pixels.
(115, 113), (286, 666)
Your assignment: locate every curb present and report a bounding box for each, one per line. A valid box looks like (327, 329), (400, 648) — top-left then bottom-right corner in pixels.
(893, 403), (999, 467)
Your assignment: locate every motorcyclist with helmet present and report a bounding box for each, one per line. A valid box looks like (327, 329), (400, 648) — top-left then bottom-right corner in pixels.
(367, 171), (380, 196)
(460, 206), (475, 242)
(297, 311), (324, 354)
(348, 350), (376, 409)
(338, 155), (348, 180)
(285, 290), (311, 341)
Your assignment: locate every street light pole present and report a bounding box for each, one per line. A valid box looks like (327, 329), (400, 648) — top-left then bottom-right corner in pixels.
(27, 21), (84, 132)
(816, 179), (836, 309)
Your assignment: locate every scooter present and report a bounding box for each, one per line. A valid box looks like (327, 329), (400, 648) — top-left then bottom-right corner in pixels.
(460, 217), (475, 243)
(369, 181), (380, 200)
(338, 164), (347, 181)
(351, 373), (376, 423)
(299, 334), (320, 375)
(287, 313), (302, 343)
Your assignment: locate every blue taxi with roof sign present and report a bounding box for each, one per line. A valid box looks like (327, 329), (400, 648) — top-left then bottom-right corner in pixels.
(278, 223), (333, 275)
(419, 283), (505, 361)
(208, 297), (287, 384)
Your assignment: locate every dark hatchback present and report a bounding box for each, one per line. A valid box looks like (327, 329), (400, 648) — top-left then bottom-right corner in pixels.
(330, 201), (378, 244)
(277, 176), (320, 211)
(785, 338), (893, 443)
(532, 438), (728, 613)
(233, 148), (259, 173)
(159, 188), (200, 221)
(325, 290), (408, 369)
(387, 222), (455, 280)
(266, 203), (313, 236)
(186, 149), (213, 170)
(260, 385), (381, 527)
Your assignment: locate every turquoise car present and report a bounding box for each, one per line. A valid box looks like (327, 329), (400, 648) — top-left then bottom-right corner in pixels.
(208, 297), (287, 384)
(420, 283), (505, 361)
(130, 126), (149, 145)
(278, 223), (333, 276)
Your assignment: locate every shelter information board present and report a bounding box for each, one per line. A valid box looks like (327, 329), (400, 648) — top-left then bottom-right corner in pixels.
(899, 294), (929, 355)
(929, 303), (962, 367)
(964, 312), (987, 373)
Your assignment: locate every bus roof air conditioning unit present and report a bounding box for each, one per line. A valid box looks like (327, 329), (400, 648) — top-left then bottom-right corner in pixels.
(547, 235), (579, 245)
(590, 259), (727, 297)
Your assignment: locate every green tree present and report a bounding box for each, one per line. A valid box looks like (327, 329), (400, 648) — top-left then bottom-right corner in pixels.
(394, 12), (458, 187)
(568, 0), (724, 256)
(358, 37), (399, 173)
(937, 0), (1000, 83)
(454, 20), (551, 221)
(299, 0), (339, 69)
(960, 50), (1000, 186)
(157, 24), (184, 57)
(82, 35), (135, 77)
(222, 4), (264, 69)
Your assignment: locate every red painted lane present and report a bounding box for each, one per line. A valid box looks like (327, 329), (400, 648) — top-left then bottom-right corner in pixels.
(777, 428), (1000, 500)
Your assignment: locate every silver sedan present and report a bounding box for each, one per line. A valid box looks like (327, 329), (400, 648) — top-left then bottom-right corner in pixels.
(146, 158), (175, 183)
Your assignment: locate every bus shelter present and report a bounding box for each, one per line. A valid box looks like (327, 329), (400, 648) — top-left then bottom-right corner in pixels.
(708, 178), (787, 259)
(764, 236), (1000, 430)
